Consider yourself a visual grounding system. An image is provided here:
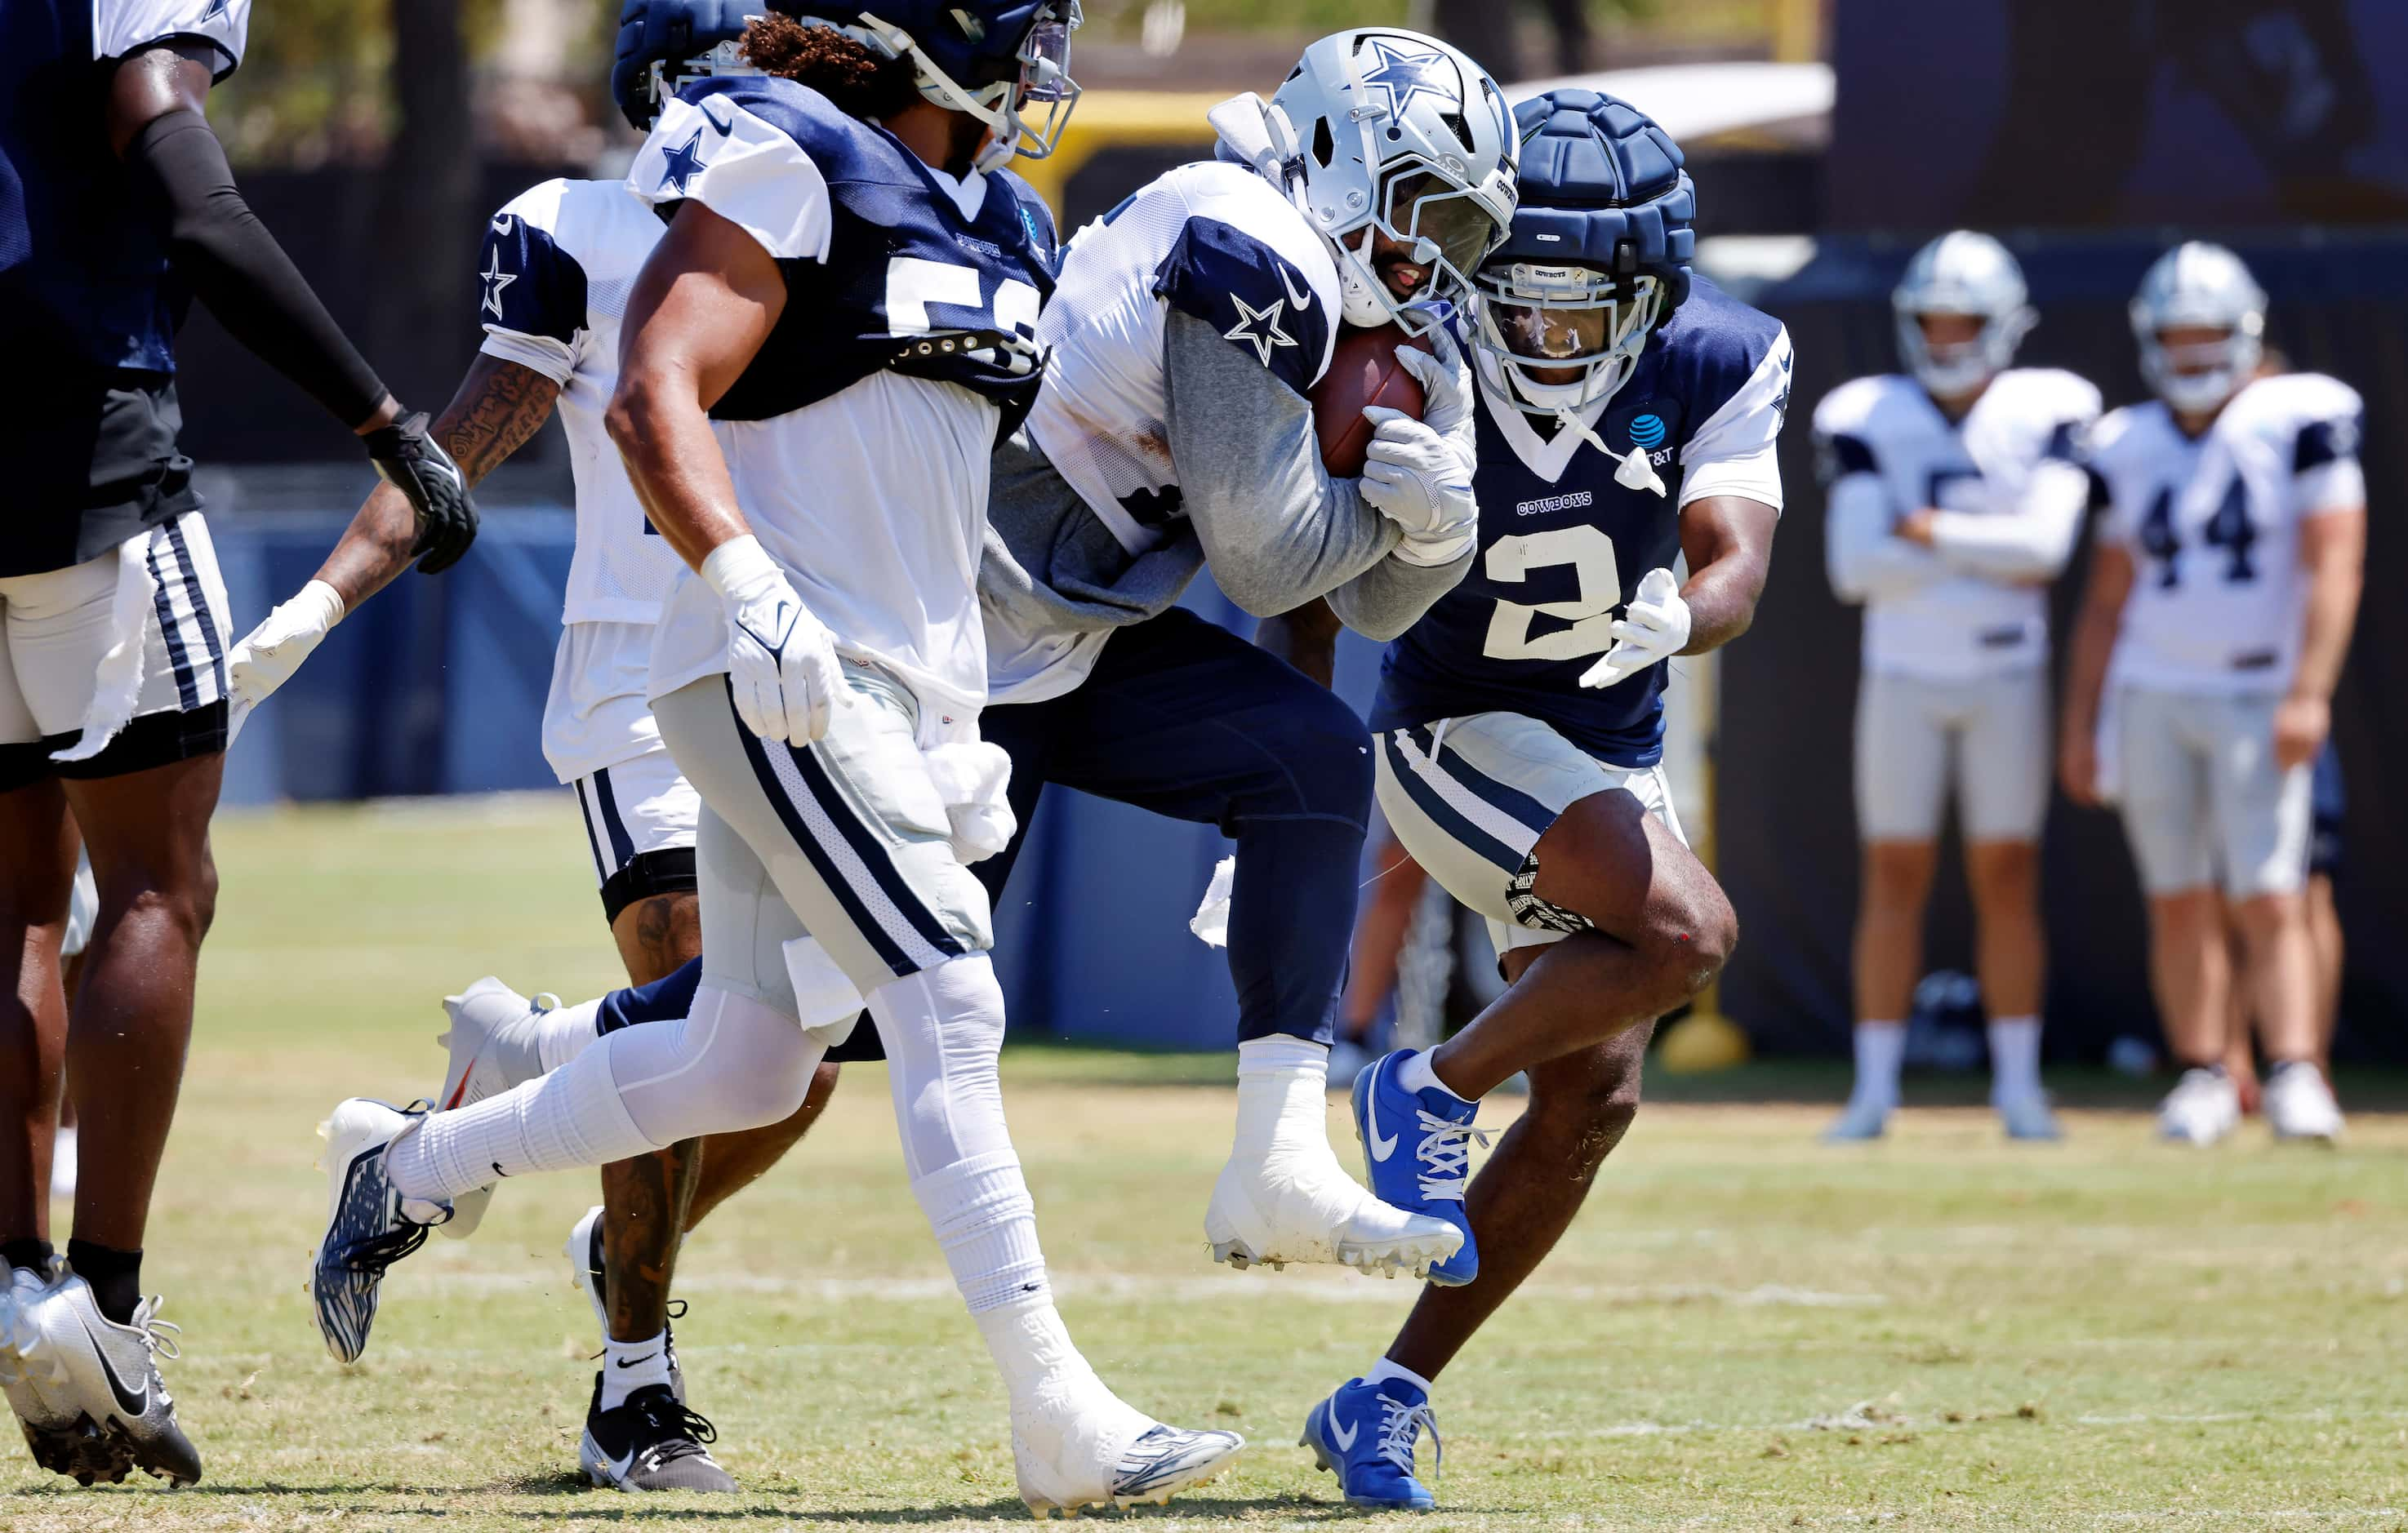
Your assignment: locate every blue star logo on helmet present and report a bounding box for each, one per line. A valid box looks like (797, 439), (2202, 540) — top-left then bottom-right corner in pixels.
(1357, 38), (1457, 121)
(657, 127), (708, 195)
(1629, 413), (1667, 450)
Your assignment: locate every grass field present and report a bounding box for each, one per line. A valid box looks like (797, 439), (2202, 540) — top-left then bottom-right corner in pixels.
(7, 797), (2407, 1530)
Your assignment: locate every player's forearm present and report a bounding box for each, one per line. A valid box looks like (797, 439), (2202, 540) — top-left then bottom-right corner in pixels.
(1927, 465), (2085, 581)
(121, 104), (394, 433)
(309, 356), (562, 610)
(1679, 555), (1765, 655)
(1256, 600), (1342, 688)
(1327, 544), (1471, 643)
(608, 374), (751, 571)
(1825, 478), (1938, 602)
(2290, 531), (2363, 704)
(1164, 312), (1400, 615)
(2060, 602), (2117, 747)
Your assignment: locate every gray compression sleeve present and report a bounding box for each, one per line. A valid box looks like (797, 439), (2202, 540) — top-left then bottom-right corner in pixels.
(1163, 308), (1410, 620)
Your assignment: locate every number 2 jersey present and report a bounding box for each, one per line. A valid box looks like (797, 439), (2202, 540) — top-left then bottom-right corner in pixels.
(1373, 277), (1791, 768)
(2088, 372), (2364, 695)
(625, 75), (1058, 720)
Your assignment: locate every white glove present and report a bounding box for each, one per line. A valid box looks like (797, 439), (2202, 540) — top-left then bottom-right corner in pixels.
(701, 535), (848, 747)
(1391, 325), (1472, 440)
(1358, 406), (1477, 568)
(1578, 567), (1690, 690)
(225, 579), (346, 738)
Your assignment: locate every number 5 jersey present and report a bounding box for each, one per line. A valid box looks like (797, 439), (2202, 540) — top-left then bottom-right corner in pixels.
(2087, 371), (2365, 693)
(1372, 276), (1791, 766)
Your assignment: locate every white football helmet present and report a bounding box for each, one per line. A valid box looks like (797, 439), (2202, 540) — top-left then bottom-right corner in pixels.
(1892, 231), (2034, 399)
(2130, 241), (2267, 415)
(1268, 29), (1516, 331)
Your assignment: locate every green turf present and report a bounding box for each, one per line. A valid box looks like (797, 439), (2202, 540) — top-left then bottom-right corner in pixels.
(7, 797), (2405, 1529)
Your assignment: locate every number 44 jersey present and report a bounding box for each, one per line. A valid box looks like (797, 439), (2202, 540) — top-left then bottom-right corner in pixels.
(2088, 372), (2365, 693)
(1373, 277), (1792, 768)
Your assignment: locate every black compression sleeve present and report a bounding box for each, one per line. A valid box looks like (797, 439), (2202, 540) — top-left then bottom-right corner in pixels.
(123, 109), (389, 429)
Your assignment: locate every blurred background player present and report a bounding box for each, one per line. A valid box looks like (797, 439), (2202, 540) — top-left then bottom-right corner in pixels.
(1816, 232), (2099, 1142)
(0, 0), (474, 1489)
(223, 0), (862, 1491)
(433, 24), (1517, 1286)
(1302, 89), (1787, 1510)
(307, 6), (1245, 1513)
(2061, 242), (2364, 1145)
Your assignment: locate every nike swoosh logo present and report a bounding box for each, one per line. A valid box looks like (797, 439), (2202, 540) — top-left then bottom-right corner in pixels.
(80, 1317), (148, 1418)
(614, 1353), (659, 1369)
(1329, 1411), (1358, 1451)
(1279, 264), (1313, 312)
(1366, 1060), (1400, 1162)
(491, 215), (514, 235)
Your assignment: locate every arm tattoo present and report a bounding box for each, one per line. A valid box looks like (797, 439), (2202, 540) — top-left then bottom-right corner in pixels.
(438, 354), (560, 488)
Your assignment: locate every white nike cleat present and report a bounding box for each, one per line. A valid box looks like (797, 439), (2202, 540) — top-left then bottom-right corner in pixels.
(1013, 1379), (1244, 1517)
(2263, 1060), (2343, 1143)
(311, 1098), (450, 1363)
(13, 1273), (200, 1486)
(2157, 1068), (2241, 1146)
(1822, 1096), (1893, 1142)
(1995, 1092), (2062, 1141)
(0, 1260), (112, 1486)
(1206, 1145), (1462, 1278)
(434, 978), (559, 1238)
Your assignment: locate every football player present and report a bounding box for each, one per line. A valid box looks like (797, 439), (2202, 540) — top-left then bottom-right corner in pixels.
(225, 1), (863, 1490)
(1818, 232), (2100, 1141)
(1301, 91), (1789, 1509)
(0, 0), (474, 1488)
(305, 6), (1250, 1513)
(435, 25), (1516, 1284)
(2061, 242), (2362, 1145)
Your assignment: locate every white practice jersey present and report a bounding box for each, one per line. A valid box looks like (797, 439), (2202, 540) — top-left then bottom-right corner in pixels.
(94, 0), (250, 73)
(1818, 369), (2099, 682)
(1022, 161), (1343, 559)
(2090, 372), (2365, 694)
(629, 76), (1059, 720)
(477, 177), (682, 629)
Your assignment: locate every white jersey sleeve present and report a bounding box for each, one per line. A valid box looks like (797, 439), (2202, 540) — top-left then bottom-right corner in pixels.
(626, 91), (832, 264)
(95, 0), (250, 76)
(475, 182), (586, 385)
(1679, 325), (1792, 511)
(1925, 368), (2099, 581)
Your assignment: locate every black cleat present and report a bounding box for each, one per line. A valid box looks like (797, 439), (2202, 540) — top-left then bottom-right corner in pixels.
(578, 1374), (737, 1491)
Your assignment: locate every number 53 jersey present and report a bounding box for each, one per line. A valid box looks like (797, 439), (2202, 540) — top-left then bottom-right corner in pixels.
(1373, 278), (1792, 768)
(2088, 372), (2365, 694)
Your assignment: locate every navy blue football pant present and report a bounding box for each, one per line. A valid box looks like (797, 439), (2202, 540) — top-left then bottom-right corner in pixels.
(599, 609), (1373, 1051)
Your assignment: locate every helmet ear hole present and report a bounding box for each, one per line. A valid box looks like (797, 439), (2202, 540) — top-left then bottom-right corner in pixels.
(1312, 118), (1336, 169)
(1440, 111), (1472, 152)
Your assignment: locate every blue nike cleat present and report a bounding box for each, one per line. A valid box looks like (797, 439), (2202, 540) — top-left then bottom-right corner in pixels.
(1301, 1375), (1441, 1511)
(1351, 1050), (1481, 1286)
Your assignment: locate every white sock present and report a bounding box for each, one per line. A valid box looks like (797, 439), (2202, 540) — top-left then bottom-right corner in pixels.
(1987, 1015), (2042, 1104)
(913, 1150), (1050, 1315)
(1232, 1037), (1334, 1163)
(385, 1038), (650, 1202)
(1398, 1047), (1472, 1104)
(1364, 1356), (1434, 1395)
(599, 1329), (673, 1411)
(1849, 1022), (1906, 1108)
(536, 998), (604, 1073)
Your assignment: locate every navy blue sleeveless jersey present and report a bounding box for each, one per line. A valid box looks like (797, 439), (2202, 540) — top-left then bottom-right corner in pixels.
(1373, 278), (1790, 766)
(633, 77), (1059, 431)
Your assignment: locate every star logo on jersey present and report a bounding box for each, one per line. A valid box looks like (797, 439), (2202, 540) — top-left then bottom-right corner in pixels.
(1223, 295), (1297, 367)
(1357, 39), (1458, 121)
(657, 127), (709, 196)
(478, 247), (517, 321)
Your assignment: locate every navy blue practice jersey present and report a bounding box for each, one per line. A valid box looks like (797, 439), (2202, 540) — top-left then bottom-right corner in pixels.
(1373, 278), (1791, 767)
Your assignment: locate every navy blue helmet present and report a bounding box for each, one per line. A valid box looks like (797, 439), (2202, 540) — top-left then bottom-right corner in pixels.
(1474, 89), (1697, 415)
(612, 0), (759, 130)
(823, 0), (1082, 167)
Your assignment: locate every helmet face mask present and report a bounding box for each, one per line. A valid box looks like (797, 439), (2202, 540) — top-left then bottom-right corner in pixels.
(1476, 261), (1664, 412)
(642, 37), (762, 130)
(1891, 231), (2034, 399)
(828, 0), (1083, 170)
(1270, 29), (1518, 331)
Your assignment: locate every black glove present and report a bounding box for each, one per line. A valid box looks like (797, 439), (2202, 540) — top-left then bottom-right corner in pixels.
(365, 411), (478, 575)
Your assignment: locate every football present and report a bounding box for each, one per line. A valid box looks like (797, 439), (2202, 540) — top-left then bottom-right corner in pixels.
(1311, 323), (1431, 476)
